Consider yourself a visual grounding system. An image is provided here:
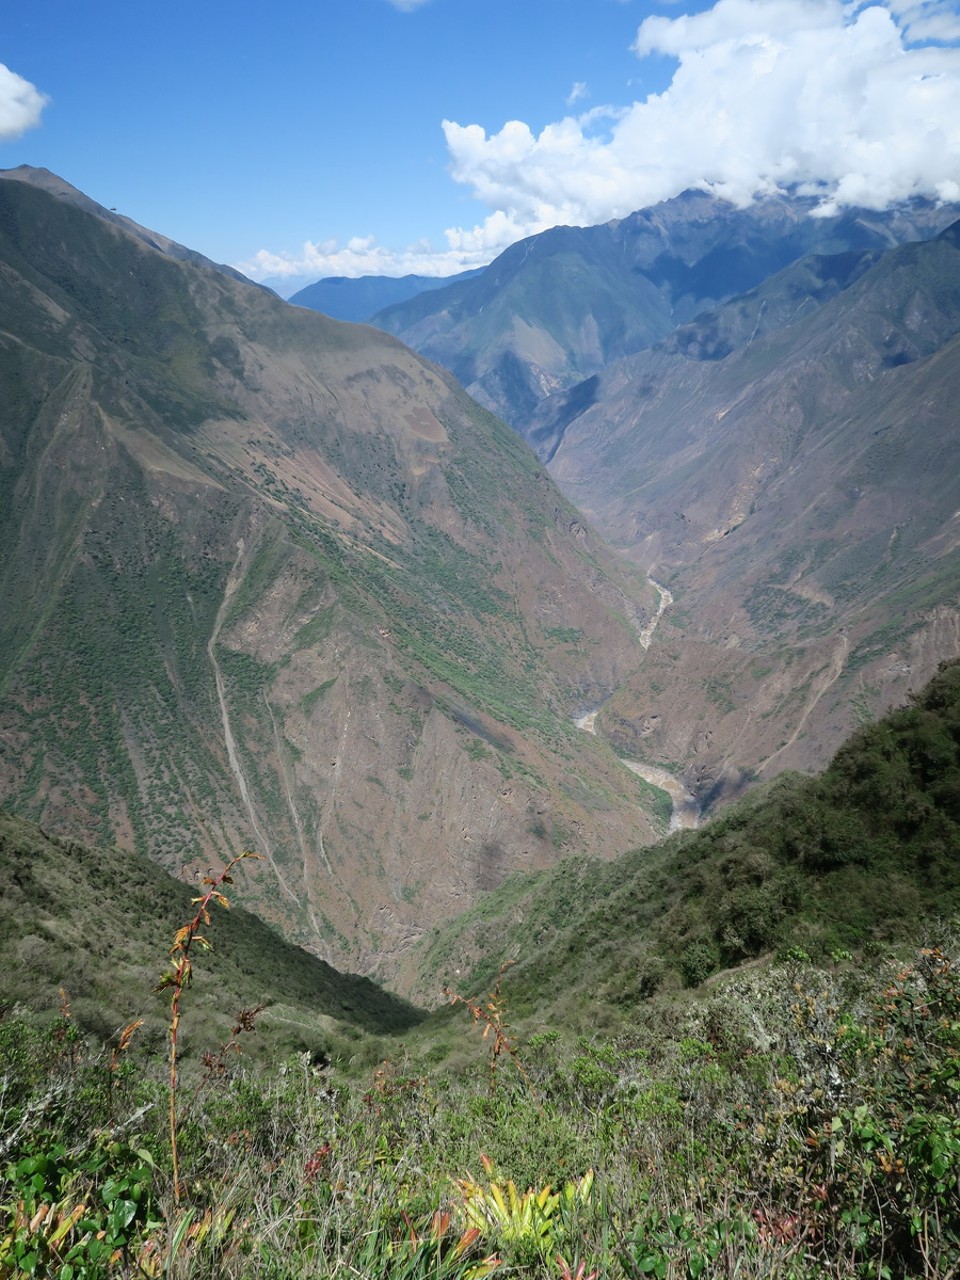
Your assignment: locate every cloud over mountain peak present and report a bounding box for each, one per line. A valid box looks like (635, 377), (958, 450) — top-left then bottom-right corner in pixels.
(443, 0), (960, 251)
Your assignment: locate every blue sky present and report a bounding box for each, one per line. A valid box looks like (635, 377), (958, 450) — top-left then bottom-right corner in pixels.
(3, 0), (960, 292)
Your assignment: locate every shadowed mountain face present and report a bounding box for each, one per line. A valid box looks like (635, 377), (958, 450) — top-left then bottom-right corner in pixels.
(0, 807), (422, 1052)
(0, 168), (662, 986)
(373, 190), (960, 432)
(533, 225), (960, 802)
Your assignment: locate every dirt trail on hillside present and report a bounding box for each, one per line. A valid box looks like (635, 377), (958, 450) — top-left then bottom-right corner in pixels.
(757, 633), (849, 775)
(208, 539), (301, 908)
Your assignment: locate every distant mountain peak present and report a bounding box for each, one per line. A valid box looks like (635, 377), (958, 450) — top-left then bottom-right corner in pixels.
(289, 267), (485, 323)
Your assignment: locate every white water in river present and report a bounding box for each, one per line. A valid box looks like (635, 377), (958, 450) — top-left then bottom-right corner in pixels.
(623, 760), (700, 832)
(576, 575), (700, 832)
(639, 578), (673, 649)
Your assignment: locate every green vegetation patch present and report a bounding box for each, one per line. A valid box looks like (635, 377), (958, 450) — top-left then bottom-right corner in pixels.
(0, 808), (422, 1055)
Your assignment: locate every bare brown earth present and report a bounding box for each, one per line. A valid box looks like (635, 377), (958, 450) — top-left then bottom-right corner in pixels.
(542, 233), (960, 805)
(0, 169), (664, 986)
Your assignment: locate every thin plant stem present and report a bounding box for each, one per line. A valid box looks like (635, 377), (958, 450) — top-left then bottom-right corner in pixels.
(157, 850), (261, 1203)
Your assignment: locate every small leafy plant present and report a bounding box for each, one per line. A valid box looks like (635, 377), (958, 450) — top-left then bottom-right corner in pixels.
(444, 963), (538, 1101)
(0, 1139), (156, 1278)
(455, 1154), (594, 1268)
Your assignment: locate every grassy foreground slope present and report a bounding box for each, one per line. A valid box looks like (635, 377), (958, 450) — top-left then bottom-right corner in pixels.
(2, 672), (959, 1277)
(4, 938), (960, 1277)
(0, 808), (421, 1061)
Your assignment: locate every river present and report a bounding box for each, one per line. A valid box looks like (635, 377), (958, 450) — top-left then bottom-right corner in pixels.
(575, 575), (700, 833)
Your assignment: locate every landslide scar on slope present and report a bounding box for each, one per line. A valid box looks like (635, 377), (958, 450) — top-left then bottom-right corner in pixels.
(404, 408), (447, 443)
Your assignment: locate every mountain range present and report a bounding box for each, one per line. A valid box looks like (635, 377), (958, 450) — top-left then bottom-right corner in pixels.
(0, 166), (662, 986)
(288, 268), (484, 323)
(3, 158), (960, 1280)
(537, 221), (960, 798)
(354, 192), (960, 806)
(373, 190), (960, 430)
(2, 164), (959, 996)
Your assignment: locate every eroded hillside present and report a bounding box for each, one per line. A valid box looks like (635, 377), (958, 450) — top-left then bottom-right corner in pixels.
(0, 168), (661, 983)
(538, 226), (960, 802)
(370, 192), (960, 809)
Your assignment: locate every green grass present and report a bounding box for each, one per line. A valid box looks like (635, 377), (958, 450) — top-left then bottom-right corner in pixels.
(3, 922), (960, 1278)
(0, 807), (422, 1059)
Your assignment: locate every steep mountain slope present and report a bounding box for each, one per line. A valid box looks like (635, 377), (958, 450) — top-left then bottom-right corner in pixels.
(0, 168), (660, 985)
(0, 807), (421, 1057)
(410, 660), (960, 1015)
(289, 269), (484, 323)
(374, 191), (960, 431)
(7, 672), (960, 1280)
(534, 225), (960, 799)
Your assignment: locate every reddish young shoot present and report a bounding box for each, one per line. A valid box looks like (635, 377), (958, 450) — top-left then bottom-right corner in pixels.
(156, 850), (262, 1203)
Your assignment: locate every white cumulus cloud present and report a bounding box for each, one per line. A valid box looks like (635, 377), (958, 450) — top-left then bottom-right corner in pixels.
(235, 232), (492, 283)
(884, 0), (960, 43)
(240, 0), (960, 283)
(442, 0), (960, 249)
(0, 63), (48, 140)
